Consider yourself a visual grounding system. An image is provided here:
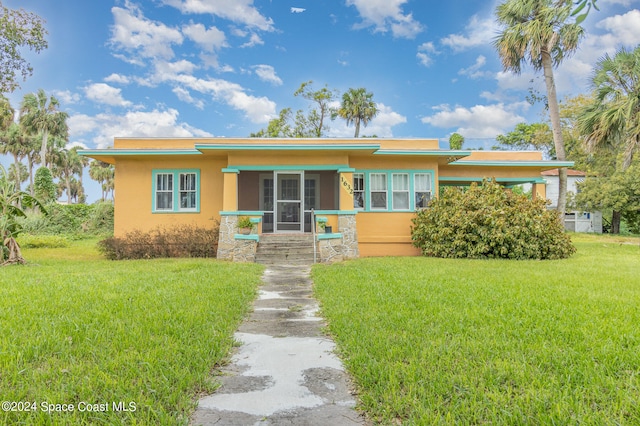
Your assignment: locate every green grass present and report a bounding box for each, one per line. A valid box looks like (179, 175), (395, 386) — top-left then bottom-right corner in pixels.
(313, 234), (640, 425)
(0, 239), (263, 425)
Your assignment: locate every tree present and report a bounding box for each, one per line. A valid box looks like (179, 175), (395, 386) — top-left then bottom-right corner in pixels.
(52, 147), (84, 204)
(576, 46), (640, 233)
(494, 122), (553, 157)
(337, 88), (379, 138)
(293, 81), (338, 137)
(19, 89), (69, 169)
(449, 133), (465, 150)
(0, 123), (30, 190)
(8, 162), (27, 189)
(570, 0), (599, 24)
(494, 0), (584, 224)
(34, 165), (56, 203)
(574, 164), (640, 234)
(0, 164), (47, 265)
(0, 95), (14, 129)
(0, 4), (48, 93)
(89, 160), (114, 201)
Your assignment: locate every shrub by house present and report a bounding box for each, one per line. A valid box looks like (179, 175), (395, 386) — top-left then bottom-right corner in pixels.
(411, 179), (575, 260)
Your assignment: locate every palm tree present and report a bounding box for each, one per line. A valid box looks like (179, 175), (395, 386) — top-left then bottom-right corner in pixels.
(52, 147), (84, 204)
(0, 164), (47, 265)
(494, 0), (584, 222)
(89, 160), (115, 201)
(0, 96), (14, 131)
(0, 123), (30, 190)
(19, 89), (69, 169)
(337, 88), (379, 138)
(577, 46), (640, 233)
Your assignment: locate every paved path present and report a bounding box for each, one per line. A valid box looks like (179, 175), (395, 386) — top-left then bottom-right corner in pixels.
(191, 264), (367, 425)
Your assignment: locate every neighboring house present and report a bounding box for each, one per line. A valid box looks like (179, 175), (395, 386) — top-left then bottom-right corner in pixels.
(541, 169), (602, 233)
(80, 138), (572, 261)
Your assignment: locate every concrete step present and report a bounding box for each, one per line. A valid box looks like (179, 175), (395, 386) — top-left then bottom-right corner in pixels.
(256, 234), (316, 265)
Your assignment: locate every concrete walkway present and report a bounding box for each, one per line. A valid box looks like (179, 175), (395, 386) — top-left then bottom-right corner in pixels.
(191, 264), (367, 425)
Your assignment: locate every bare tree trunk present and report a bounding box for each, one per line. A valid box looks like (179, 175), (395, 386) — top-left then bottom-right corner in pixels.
(611, 210), (621, 234)
(542, 51), (567, 225)
(2, 237), (26, 265)
(39, 129), (49, 169)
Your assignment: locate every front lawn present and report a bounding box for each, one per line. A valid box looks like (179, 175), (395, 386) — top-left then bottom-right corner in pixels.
(313, 234), (640, 424)
(0, 239), (263, 425)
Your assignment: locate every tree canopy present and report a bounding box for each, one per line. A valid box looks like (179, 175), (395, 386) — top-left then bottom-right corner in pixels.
(494, 0), (585, 221)
(0, 3), (48, 93)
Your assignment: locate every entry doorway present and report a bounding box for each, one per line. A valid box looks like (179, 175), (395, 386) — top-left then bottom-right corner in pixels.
(275, 172), (302, 232)
(251, 171), (325, 233)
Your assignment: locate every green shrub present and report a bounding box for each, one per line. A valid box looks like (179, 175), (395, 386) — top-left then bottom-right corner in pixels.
(86, 201), (114, 234)
(411, 179), (576, 260)
(17, 202), (113, 237)
(17, 234), (70, 248)
(98, 223), (219, 260)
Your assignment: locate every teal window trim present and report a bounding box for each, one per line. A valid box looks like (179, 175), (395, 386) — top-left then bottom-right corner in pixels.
(220, 211), (265, 216)
(226, 164), (349, 171)
(152, 169), (201, 213)
(317, 233), (342, 240)
(355, 169), (436, 212)
(234, 234), (260, 241)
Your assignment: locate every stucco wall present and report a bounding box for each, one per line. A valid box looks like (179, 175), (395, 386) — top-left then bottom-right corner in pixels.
(114, 156), (226, 236)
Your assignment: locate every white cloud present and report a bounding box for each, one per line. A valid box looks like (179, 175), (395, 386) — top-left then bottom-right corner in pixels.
(160, 0), (275, 31)
(346, 0), (424, 39)
(441, 15), (496, 52)
(53, 90), (81, 105)
(151, 59), (198, 83)
(110, 3), (183, 60)
(538, 9), (640, 96)
(240, 33), (264, 48)
(416, 42), (438, 67)
(172, 87), (205, 109)
(421, 103), (525, 139)
(182, 22), (227, 52)
(69, 109), (212, 149)
(252, 64), (283, 86)
(328, 103), (406, 137)
(291, 7), (306, 13)
(104, 73), (131, 84)
(84, 83), (132, 107)
(170, 74), (277, 123)
(595, 9), (640, 48)
(458, 55), (491, 79)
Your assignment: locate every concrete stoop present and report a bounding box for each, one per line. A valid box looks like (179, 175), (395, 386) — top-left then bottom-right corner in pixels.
(255, 234), (316, 266)
(190, 265), (367, 426)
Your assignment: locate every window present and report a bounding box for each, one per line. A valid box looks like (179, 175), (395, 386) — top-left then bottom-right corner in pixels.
(353, 173), (364, 209)
(153, 170), (199, 213)
(156, 173), (173, 210)
(180, 173), (197, 209)
(392, 173), (410, 210)
(370, 173), (387, 209)
(414, 173), (432, 208)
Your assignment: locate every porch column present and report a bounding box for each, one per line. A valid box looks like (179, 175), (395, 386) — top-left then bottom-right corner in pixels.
(218, 168), (239, 261)
(338, 168), (355, 211)
(336, 168), (359, 260)
(222, 168), (239, 211)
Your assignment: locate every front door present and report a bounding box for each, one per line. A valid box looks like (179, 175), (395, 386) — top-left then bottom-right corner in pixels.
(275, 172), (303, 232)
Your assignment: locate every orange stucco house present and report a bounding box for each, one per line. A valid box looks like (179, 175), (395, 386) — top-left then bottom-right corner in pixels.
(80, 137), (571, 262)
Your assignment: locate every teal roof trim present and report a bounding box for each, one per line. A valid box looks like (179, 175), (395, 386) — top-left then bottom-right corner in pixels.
(439, 177), (547, 184)
(228, 165), (349, 171)
(374, 150), (471, 157)
(450, 160), (574, 167)
(195, 143), (380, 151)
(78, 149), (201, 156)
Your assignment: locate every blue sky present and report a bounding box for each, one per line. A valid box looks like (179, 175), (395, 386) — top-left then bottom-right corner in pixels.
(2, 0), (640, 201)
